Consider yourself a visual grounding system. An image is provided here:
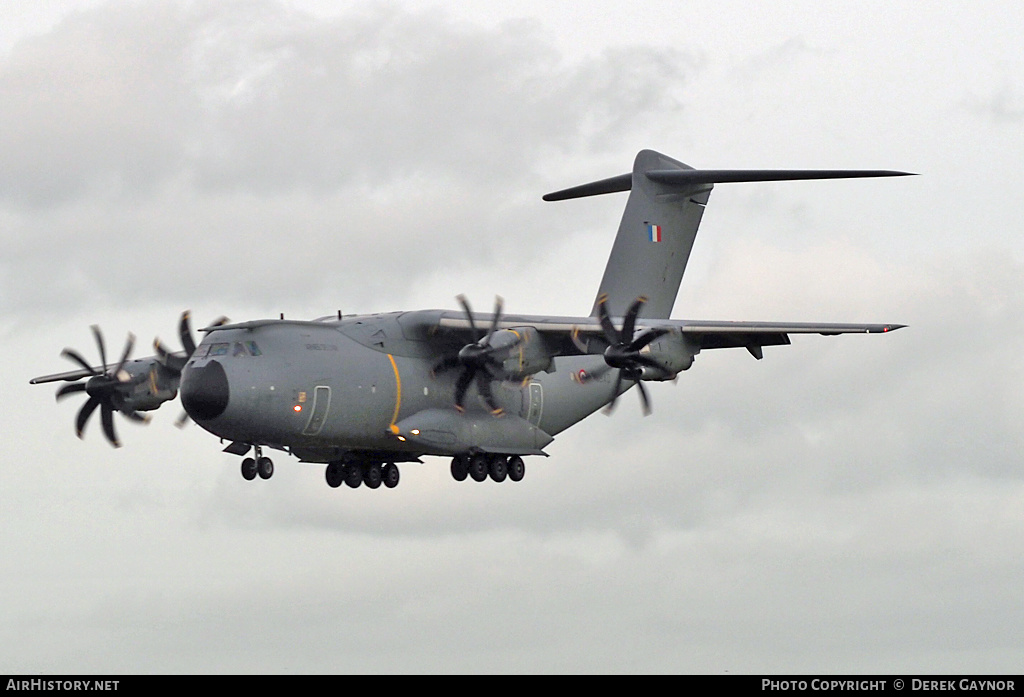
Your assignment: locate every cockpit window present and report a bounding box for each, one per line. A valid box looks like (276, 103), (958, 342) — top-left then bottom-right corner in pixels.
(193, 341), (262, 359)
(231, 341), (263, 356)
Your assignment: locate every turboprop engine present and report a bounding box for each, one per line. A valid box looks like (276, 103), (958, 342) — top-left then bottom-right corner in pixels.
(42, 311), (226, 446)
(635, 327), (698, 380)
(497, 326), (554, 380)
(49, 328), (180, 447)
(584, 295), (700, 415)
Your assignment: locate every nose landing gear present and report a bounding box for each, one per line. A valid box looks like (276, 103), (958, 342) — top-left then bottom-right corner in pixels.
(240, 446), (274, 481)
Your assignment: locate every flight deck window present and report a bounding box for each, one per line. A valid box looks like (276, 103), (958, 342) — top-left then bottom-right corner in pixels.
(230, 341), (263, 356)
(195, 341), (261, 358)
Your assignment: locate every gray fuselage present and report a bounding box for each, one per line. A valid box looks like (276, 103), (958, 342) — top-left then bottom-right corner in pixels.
(179, 313), (618, 463)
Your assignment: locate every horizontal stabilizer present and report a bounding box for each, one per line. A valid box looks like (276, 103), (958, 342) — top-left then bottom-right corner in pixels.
(542, 174), (632, 201)
(544, 168), (915, 201)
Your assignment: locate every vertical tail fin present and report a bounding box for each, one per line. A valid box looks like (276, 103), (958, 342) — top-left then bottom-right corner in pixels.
(590, 150), (709, 319)
(544, 150), (711, 319)
(543, 150), (914, 320)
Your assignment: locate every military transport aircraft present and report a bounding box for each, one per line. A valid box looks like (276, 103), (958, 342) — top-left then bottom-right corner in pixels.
(31, 150), (908, 489)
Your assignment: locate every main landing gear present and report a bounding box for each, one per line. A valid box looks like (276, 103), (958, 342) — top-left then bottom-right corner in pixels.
(325, 460), (400, 490)
(239, 451), (524, 487)
(450, 454), (525, 483)
(241, 446), (274, 481)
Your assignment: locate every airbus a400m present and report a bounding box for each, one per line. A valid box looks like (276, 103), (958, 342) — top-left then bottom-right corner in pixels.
(31, 150), (908, 490)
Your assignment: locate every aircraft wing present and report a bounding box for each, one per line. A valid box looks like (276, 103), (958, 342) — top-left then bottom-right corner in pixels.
(434, 310), (903, 359)
(30, 366), (101, 384)
(30, 354), (170, 385)
(666, 320), (903, 359)
(674, 319), (901, 343)
(558, 317), (901, 358)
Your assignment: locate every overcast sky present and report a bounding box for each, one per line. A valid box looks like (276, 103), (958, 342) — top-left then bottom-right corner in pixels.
(3, 0), (1023, 674)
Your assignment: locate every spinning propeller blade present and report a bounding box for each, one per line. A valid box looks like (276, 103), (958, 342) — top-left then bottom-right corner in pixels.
(433, 296), (522, 414)
(596, 295), (668, 416)
(154, 311), (228, 374)
(56, 326), (147, 447)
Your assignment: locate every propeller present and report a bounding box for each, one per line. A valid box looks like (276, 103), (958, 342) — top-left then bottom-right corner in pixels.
(591, 295), (669, 416)
(154, 310), (226, 373)
(154, 311), (228, 427)
(56, 325), (148, 447)
(432, 295), (523, 414)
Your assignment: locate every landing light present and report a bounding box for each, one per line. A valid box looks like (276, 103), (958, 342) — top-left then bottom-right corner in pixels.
(410, 429), (420, 435)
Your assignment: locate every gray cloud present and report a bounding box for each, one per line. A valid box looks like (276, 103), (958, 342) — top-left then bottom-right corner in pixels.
(963, 85), (1024, 124)
(0, 2), (693, 202)
(0, 1), (696, 317)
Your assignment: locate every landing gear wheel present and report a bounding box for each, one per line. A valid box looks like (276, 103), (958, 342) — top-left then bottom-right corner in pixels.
(325, 462), (344, 488)
(241, 457), (257, 481)
(469, 454), (488, 482)
(383, 462), (400, 488)
(364, 462), (382, 489)
(345, 463), (363, 488)
(488, 455), (508, 482)
(507, 455), (525, 482)
(451, 456), (468, 482)
(257, 457), (274, 480)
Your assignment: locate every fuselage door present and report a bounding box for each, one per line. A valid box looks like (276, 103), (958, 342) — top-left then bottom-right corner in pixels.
(302, 386), (332, 436)
(526, 381), (543, 427)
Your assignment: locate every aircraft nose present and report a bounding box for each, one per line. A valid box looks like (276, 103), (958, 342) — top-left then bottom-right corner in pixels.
(181, 360), (230, 421)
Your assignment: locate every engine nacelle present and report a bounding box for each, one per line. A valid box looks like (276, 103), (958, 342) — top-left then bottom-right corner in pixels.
(115, 358), (181, 412)
(637, 327), (698, 380)
(497, 327), (554, 380)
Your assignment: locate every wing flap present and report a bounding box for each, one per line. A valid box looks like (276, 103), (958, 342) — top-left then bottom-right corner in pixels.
(695, 331), (791, 351)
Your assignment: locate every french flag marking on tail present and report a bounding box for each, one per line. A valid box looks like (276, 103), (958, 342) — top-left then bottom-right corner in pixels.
(646, 223), (662, 242)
